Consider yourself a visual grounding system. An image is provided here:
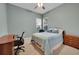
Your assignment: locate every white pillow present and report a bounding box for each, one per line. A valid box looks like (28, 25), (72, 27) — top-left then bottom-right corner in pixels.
(47, 28), (59, 33)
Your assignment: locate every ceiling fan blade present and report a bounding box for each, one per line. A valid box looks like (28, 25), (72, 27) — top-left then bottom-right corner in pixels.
(34, 6), (37, 9)
(42, 6), (45, 10)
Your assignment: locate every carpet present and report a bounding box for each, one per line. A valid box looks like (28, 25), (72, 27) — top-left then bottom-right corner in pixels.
(19, 38), (79, 55)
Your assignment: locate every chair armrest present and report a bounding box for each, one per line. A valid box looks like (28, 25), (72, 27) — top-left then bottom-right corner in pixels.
(15, 35), (20, 38)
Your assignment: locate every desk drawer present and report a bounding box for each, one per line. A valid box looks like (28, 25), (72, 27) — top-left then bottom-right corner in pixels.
(0, 42), (13, 55)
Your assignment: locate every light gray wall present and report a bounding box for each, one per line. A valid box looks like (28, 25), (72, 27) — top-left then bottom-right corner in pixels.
(43, 3), (79, 36)
(0, 3), (8, 36)
(7, 4), (41, 37)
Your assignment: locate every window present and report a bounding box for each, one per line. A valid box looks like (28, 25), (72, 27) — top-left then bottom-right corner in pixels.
(43, 18), (48, 30)
(36, 18), (42, 30)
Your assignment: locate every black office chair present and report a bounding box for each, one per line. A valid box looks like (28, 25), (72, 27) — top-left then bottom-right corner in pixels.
(14, 32), (25, 55)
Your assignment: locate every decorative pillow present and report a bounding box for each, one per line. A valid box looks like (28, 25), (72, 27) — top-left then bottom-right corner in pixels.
(47, 28), (59, 33)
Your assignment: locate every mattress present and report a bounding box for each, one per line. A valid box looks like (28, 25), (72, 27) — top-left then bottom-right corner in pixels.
(31, 31), (63, 55)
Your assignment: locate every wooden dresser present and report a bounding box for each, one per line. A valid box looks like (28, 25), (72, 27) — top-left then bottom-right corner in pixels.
(64, 34), (79, 49)
(0, 34), (15, 55)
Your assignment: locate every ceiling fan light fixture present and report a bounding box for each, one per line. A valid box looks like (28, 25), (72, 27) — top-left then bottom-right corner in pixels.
(37, 3), (43, 7)
(34, 2), (45, 10)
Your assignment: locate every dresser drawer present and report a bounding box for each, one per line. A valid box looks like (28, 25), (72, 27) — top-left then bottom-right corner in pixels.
(64, 34), (79, 49)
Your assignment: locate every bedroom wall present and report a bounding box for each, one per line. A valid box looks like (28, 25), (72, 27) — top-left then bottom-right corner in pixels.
(43, 3), (79, 36)
(7, 4), (42, 37)
(0, 3), (8, 37)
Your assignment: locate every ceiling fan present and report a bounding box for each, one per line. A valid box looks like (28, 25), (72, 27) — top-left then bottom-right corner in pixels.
(34, 3), (45, 10)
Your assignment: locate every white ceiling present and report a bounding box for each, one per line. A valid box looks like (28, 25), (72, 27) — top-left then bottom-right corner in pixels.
(10, 3), (62, 14)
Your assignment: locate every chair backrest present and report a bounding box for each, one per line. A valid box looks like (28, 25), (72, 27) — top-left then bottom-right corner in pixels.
(20, 32), (25, 43)
(14, 32), (25, 46)
(20, 32), (25, 39)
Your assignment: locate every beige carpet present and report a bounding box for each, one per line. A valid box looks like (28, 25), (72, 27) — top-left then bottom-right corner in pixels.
(19, 38), (79, 55)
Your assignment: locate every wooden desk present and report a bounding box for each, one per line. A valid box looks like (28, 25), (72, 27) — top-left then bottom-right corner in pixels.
(0, 34), (15, 55)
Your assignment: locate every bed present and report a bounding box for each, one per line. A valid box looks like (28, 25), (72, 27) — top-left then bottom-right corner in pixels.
(31, 29), (64, 55)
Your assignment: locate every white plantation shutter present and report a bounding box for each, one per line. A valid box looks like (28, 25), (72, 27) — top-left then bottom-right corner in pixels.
(36, 18), (42, 30)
